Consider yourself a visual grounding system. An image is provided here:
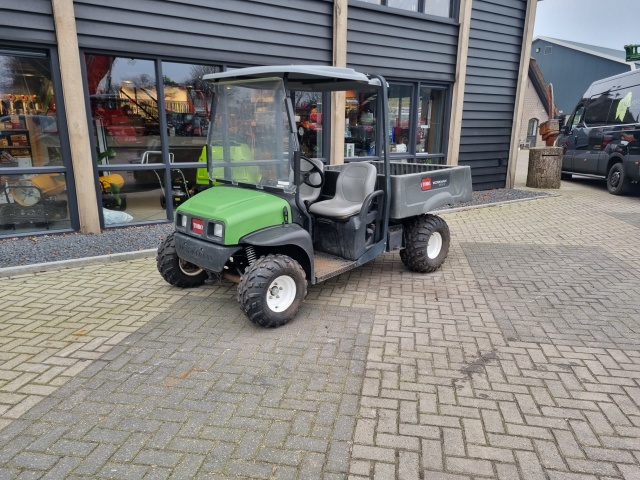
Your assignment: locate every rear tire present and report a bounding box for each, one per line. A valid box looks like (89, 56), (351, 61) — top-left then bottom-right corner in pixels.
(157, 232), (207, 287)
(607, 162), (630, 195)
(238, 254), (307, 328)
(400, 215), (451, 273)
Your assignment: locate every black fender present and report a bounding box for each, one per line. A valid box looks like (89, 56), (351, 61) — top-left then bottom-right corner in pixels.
(240, 224), (315, 281)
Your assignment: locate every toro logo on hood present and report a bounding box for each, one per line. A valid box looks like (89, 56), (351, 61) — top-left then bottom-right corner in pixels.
(421, 177), (432, 191)
(192, 218), (204, 234)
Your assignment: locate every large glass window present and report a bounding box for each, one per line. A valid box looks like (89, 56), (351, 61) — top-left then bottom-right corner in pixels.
(389, 84), (412, 153)
(85, 55), (165, 226)
(357, 0), (454, 17)
(388, 0), (418, 12)
(162, 61), (219, 196)
(345, 89), (378, 157)
(294, 91), (324, 159)
(85, 56), (222, 227)
(344, 82), (447, 161)
(1, 50), (69, 236)
(417, 86), (445, 156)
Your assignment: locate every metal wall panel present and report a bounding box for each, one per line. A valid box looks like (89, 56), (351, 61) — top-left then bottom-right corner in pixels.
(73, 0), (334, 65)
(459, 0), (527, 190)
(0, 1), (56, 44)
(346, 1), (459, 83)
(531, 39), (632, 114)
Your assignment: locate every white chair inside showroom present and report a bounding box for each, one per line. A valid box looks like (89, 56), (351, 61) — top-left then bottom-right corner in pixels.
(309, 161), (376, 218)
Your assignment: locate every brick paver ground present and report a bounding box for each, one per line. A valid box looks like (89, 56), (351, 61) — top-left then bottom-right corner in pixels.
(0, 151), (639, 479)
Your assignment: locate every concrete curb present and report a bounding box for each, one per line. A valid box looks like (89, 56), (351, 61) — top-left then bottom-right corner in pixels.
(0, 249), (157, 279)
(0, 194), (555, 278)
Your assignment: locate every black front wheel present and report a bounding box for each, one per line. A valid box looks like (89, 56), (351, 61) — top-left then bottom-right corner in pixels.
(157, 232), (207, 287)
(607, 162), (630, 195)
(400, 215), (451, 273)
(238, 254), (307, 328)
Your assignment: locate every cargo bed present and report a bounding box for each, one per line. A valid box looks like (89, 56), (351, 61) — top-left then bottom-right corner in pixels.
(326, 161), (473, 220)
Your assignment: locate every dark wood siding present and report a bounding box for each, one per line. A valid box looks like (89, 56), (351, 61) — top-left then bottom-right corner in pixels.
(459, 0), (527, 190)
(346, 1), (459, 83)
(0, 1), (56, 44)
(73, 0), (333, 66)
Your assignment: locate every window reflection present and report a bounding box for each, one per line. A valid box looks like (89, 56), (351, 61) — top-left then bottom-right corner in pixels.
(1, 54), (62, 169)
(345, 89), (378, 157)
(0, 173), (70, 232)
(162, 62), (219, 177)
(417, 86), (445, 155)
(389, 85), (412, 153)
(98, 168), (168, 225)
(424, 0), (452, 17)
(294, 91), (323, 158)
(85, 55), (159, 173)
(388, 0), (418, 11)
(356, 0), (452, 17)
(1, 51), (68, 237)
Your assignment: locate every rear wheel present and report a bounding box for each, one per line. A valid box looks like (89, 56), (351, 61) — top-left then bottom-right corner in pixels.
(238, 254), (307, 328)
(400, 215), (451, 273)
(607, 162), (630, 195)
(157, 232), (207, 287)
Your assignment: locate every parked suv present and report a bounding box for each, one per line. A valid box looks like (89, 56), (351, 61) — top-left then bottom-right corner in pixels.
(555, 69), (640, 195)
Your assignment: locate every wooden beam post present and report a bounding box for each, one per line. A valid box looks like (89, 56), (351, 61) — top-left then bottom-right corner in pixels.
(330, 0), (348, 165)
(51, 0), (101, 233)
(446, 0), (473, 166)
(506, 0), (539, 189)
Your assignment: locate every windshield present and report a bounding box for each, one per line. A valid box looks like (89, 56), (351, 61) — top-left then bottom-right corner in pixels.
(206, 78), (295, 192)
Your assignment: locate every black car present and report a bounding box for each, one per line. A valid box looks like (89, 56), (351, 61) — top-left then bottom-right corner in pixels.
(555, 69), (640, 195)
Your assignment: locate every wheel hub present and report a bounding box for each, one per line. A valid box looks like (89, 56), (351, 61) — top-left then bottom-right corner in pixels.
(611, 172), (621, 187)
(427, 232), (443, 259)
(266, 275), (296, 312)
(179, 258), (204, 277)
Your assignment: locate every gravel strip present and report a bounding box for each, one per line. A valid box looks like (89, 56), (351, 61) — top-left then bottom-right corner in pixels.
(0, 188), (549, 268)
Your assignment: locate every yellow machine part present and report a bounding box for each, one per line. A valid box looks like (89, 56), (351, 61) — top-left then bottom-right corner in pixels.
(99, 173), (125, 190)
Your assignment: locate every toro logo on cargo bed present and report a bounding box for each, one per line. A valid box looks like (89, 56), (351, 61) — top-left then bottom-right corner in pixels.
(421, 174), (450, 191)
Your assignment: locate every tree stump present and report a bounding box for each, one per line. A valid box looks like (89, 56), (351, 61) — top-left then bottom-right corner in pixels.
(526, 146), (562, 189)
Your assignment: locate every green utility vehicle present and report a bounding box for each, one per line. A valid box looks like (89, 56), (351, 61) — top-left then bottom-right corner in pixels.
(157, 66), (472, 327)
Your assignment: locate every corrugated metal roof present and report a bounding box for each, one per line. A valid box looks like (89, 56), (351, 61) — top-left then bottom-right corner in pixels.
(533, 36), (637, 67)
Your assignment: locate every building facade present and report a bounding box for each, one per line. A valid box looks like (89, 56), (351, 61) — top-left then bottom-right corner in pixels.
(531, 36), (637, 116)
(0, 0), (535, 239)
(519, 59), (555, 149)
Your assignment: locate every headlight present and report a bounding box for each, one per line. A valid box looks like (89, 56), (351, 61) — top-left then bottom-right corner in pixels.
(211, 222), (224, 238)
(177, 213), (187, 228)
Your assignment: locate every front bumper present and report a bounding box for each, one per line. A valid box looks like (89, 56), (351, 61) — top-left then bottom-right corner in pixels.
(174, 232), (241, 272)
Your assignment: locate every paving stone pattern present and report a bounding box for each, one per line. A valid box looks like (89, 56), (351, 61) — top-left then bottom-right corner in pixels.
(0, 166), (639, 478)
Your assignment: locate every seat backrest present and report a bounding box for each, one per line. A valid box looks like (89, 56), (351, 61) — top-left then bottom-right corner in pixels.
(298, 156), (324, 203)
(335, 162), (377, 205)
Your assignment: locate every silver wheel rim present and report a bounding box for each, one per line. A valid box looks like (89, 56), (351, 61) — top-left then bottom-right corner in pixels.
(179, 259), (204, 277)
(266, 275), (296, 312)
(427, 232), (443, 259)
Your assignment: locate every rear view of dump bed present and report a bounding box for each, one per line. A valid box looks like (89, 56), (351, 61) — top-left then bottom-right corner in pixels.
(368, 162), (472, 219)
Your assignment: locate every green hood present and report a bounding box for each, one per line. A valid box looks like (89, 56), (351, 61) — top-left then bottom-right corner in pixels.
(177, 186), (291, 244)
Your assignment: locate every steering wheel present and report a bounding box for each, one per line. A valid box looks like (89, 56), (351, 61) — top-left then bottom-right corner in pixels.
(301, 156), (325, 189)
